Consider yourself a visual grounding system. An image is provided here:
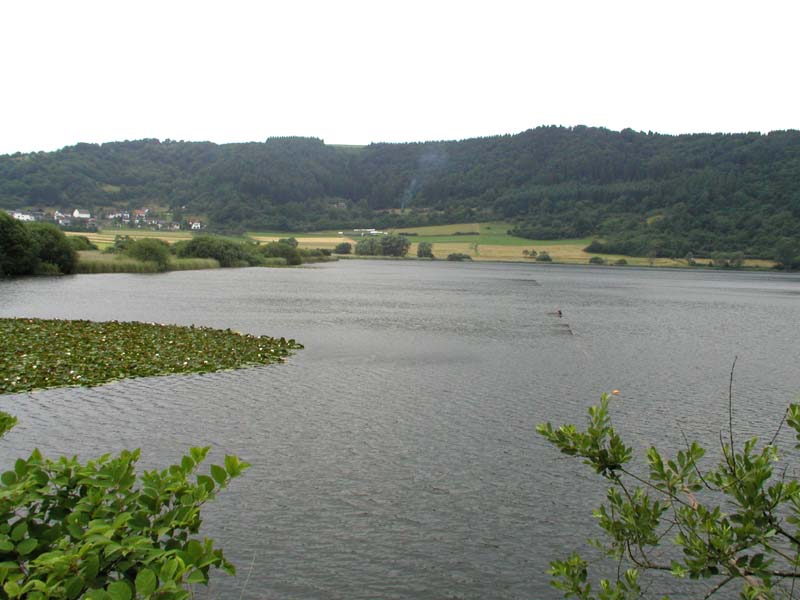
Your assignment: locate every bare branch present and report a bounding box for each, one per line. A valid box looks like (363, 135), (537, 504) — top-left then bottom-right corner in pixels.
(703, 576), (734, 599)
(729, 356), (737, 458)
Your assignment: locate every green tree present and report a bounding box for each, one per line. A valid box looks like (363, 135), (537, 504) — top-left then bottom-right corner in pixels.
(259, 241), (301, 265)
(380, 235), (411, 257)
(774, 238), (799, 270)
(417, 241), (434, 258)
(278, 237), (299, 248)
(334, 242), (352, 254)
(125, 238), (171, 271)
(27, 222), (78, 275)
(175, 236), (262, 268)
(538, 382), (800, 599)
(67, 235), (98, 251)
(355, 236), (383, 256)
(0, 211), (37, 277)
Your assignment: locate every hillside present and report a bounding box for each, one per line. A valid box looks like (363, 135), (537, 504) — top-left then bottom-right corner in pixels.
(2, 127), (799, 259)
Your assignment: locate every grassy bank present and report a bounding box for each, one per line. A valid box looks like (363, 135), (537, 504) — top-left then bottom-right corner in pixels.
(0, 318), (303, 394)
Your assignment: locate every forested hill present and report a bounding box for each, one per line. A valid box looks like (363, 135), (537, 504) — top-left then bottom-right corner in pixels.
(2, 126), (799, 258)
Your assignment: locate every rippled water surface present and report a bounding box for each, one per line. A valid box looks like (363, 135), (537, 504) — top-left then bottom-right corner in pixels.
(1, 261), (799, 599)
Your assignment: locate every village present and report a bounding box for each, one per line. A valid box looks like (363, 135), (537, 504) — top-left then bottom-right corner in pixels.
(9, 207), (205, 231)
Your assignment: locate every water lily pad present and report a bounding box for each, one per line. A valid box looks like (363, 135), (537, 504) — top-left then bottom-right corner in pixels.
(0, 318), (303, 394)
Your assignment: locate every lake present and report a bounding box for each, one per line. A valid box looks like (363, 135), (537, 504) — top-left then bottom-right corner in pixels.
(1, 261), (799, 599)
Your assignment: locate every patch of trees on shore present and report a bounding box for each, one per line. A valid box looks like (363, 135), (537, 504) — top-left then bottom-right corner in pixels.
(0, 210), (77, 276)
(2, 127), (800, 258)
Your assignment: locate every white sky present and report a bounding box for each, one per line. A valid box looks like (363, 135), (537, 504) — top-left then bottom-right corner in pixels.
(1, 0), (798, 155)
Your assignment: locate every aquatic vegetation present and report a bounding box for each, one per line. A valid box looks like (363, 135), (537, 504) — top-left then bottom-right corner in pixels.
(0, 318), (303, 394)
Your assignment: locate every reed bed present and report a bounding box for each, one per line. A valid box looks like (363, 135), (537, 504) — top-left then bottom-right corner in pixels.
(75, 252), (220, 273)
(167, 257), (220, 270)
(75, 254), (160, 273)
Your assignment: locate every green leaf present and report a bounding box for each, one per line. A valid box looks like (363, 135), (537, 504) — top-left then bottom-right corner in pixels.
(186, 540), (203, 562)
(15, 538), (37, 556)
(159, 558), (179, 582)
(181, 456), (194, 473)
(107, 580), (132, 600)
(81, 553), (100, 581)
(9, 522), (26, 543)
(0, 539), (13, 552)
(196, 475), (214, 492)
(3, 580), (21, 597)
(186, 569), (207, 584)
(224, 455), (239, 476)
(12, 460), (27, 478)
(135, 568), (157, 596)
(64, 576), (84, 600)
(210, 465), (227, 485)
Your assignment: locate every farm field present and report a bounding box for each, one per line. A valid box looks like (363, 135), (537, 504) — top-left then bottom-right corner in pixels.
(68, 224), (776, 268)
(65, 228), (195, 249)
(248, 232), (355, 250)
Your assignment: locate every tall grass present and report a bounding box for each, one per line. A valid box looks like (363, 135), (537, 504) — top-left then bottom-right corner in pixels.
(261, 257), (288, 266)
(75, 252), (220, 274)
(168, 257), (220, 270)
(76, 254), (160, 274)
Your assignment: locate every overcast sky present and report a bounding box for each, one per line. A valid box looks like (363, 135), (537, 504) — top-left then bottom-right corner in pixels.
(1, 0), (798, 155)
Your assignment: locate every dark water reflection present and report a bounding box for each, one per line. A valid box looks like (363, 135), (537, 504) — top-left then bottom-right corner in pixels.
(1, 261), (799, 599)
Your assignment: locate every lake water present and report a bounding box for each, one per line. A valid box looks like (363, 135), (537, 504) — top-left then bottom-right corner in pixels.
(1, 261), (799, 599)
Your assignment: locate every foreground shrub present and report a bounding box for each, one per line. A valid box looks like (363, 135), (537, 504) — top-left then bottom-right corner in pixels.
(535, 251), (552, 262)
(0, 412), (247, 599)
(538, 379), (800, 599)
(446, 253), (472, 261)
(334, 242), (352, 254)
(588, 256), (606, 265)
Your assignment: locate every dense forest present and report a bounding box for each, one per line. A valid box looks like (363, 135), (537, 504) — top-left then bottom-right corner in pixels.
(2, 126), (799, 258)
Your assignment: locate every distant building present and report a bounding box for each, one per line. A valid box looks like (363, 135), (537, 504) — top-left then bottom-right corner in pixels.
(190, 221), (202, 230)
(12, 211), (35, 222)
(72, 209), (91, 219)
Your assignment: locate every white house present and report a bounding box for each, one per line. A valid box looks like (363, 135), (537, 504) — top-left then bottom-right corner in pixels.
(12, 211), (35, 222)
(72, 209), (91, 219)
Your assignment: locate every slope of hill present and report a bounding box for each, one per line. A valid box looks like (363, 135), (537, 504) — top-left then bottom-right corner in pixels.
(1, 127), (799, 258)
